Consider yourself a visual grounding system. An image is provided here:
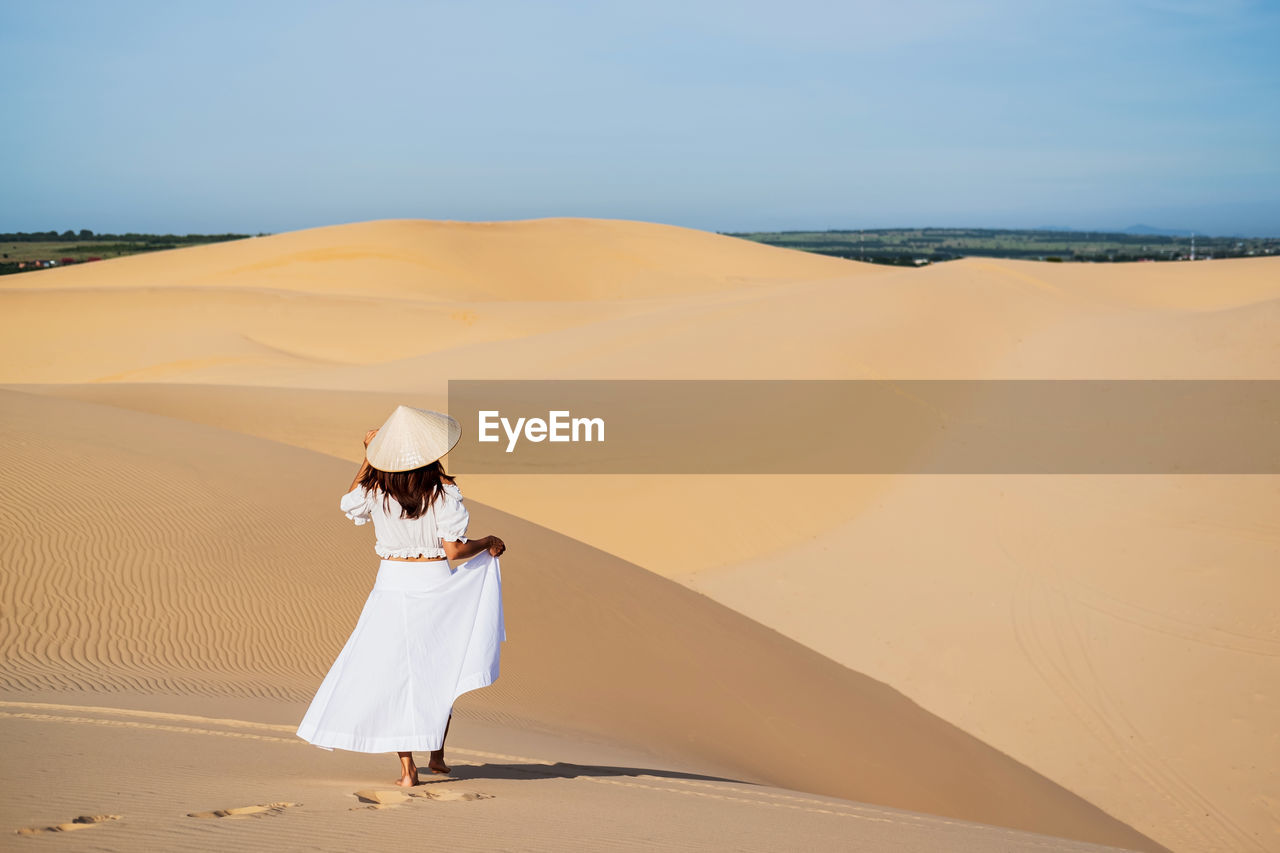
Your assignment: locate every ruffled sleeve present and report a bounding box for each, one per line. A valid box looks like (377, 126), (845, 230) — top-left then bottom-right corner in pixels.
(434, 483), (469, 543)
(340, 486), (373, 526)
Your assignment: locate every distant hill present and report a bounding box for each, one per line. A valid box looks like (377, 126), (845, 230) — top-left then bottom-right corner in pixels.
(1121, 224), (1196, 237)
(1034, 224), (1199, 237)
(1034, 224), (1209, 237)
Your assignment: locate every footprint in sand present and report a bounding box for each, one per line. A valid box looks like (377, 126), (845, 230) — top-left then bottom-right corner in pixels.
(350, 788), (492, 810)
(15, 814), (122, 835)
(187, 802), (300, 819)
(422, 789), (491, 802)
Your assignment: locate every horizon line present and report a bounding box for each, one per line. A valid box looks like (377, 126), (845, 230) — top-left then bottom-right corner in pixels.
(3, 218), (1277, 241)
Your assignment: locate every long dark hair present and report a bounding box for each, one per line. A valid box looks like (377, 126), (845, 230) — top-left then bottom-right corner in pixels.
(357, 460), (456, 520)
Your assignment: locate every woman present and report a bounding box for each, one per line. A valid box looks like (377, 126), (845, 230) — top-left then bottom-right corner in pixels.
(296, 405), (507, 788)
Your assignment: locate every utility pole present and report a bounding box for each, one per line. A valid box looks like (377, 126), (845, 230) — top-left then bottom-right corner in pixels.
(1190, 232), (1196, 261)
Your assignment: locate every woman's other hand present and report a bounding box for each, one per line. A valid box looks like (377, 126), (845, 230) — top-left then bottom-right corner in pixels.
(443, 536), (505, 561)
(363, 428), (379, 448)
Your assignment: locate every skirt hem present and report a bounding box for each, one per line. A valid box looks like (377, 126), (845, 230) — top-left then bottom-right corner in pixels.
(296, 666), (499, 753)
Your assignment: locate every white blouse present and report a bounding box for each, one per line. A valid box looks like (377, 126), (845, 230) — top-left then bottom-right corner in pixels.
(339, 482), (470, 559)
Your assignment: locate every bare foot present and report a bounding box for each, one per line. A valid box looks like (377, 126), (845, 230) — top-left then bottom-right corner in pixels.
(394, 762), (420, 787)
(427, 755), (451, 774)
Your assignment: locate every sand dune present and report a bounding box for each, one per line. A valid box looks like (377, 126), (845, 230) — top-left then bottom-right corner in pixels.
(3, 217), (1277, 852)
(0, 390), (1162, 851)
(687, 474), (1280, 853)
(6, 247), (1274, 389)
(1, 217), (887, 302)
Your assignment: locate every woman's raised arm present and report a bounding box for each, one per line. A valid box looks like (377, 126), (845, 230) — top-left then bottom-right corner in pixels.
(347, 429), (378, 492)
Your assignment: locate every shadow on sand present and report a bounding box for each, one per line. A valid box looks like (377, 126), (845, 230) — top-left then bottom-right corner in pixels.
(422, 761), (749, 787)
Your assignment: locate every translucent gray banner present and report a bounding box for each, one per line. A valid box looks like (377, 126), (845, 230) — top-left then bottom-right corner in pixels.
(446, 380), (1280, 474)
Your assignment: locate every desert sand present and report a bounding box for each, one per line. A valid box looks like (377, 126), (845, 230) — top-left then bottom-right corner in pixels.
(2, 217), (1276, 852)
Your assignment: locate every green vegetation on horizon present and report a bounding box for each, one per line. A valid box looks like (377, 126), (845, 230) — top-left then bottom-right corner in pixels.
(724, 227), (1280, 266)
(0, 230), (256, 276)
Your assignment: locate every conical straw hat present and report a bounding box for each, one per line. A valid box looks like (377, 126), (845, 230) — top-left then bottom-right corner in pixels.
(365, 405), (462, 472)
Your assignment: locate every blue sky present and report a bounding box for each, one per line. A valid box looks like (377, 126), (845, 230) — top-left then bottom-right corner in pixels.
(2, 0), (1277, 236)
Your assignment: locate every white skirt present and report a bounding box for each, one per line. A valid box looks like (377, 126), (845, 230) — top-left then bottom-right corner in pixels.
(296, 550), (505, 753)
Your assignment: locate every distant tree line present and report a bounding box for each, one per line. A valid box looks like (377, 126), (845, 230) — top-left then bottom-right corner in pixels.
(723, 227), (1279, 264)
(1, 230), (254, 243)
(0, 230), (263, 276)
